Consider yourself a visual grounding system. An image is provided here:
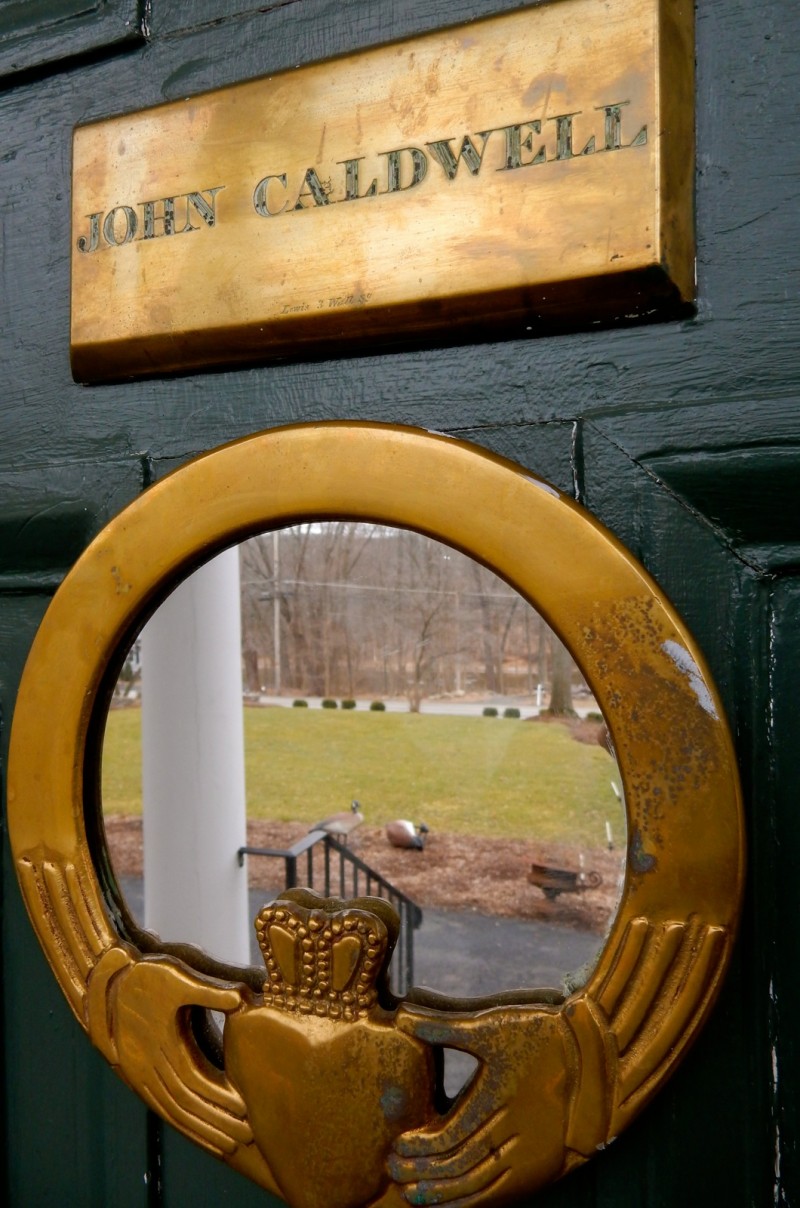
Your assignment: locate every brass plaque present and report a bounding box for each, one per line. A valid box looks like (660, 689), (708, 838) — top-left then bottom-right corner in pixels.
(70, 0), (694, 381)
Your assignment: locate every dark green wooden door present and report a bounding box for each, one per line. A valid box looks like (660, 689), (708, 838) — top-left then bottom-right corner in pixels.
(1, 1), (797, 1204)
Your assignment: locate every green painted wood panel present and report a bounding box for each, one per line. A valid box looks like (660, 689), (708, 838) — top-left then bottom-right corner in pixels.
(159, 1129), (283, 1208)
(1, 596), (150, 1208)
(761, 579), (800, 1204)
(1, 0), (798, 1204)
(0, 0), (142, 79)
